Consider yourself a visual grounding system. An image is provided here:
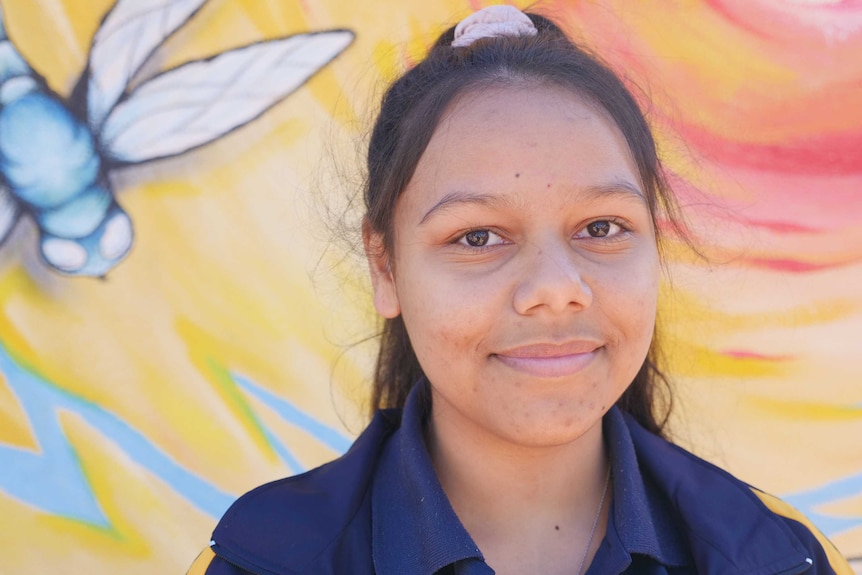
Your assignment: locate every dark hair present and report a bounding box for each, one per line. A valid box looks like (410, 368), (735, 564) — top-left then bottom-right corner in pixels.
(363, 12), (679, 437)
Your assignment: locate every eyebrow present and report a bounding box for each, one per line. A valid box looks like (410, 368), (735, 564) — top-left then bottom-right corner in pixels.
(419, 180), (647, 225)
(578, 181), (648, 206)
(419, 192), (513, 225)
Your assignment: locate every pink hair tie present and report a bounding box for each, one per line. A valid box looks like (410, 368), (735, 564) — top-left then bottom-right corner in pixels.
(451, 5), (538, 48)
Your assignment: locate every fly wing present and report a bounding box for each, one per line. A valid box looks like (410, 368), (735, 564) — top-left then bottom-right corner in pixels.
(0, 184), (21, 246)
(86, 0), (208, 129)
(99, 30), (354, 165)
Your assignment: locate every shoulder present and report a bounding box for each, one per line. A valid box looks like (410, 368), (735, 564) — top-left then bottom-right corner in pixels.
(205, 409), (402, 574)
(750, 488), (855, 575)
(621, 412), (853, 574)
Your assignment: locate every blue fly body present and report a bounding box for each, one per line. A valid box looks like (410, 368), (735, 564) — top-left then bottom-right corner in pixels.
(0, 72), (128, 276)
(0, 0), (353, 278)
(0, 7), (131, 276)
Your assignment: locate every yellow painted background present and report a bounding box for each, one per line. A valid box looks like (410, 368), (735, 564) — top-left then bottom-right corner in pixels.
(0, 0), (860, 572)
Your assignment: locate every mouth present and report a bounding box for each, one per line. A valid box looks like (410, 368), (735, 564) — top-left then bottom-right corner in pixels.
(493, 341), (601, 378)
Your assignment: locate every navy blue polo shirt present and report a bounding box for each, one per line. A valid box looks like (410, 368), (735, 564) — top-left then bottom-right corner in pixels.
(370, 382), (693, 574)
(205, 376), (837, 574)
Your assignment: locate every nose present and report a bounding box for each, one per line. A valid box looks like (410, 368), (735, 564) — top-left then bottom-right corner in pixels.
(512, 240), (593, 315)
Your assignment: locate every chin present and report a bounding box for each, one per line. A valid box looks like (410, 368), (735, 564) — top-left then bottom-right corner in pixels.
(495, 408), (606, 448)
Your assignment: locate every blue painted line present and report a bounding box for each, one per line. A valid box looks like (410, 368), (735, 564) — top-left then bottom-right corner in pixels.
(232, 372), (351, 454)
(783, 472), (862, 537)
(0, 344), (236, 523)
(0, 348), (108, 526)
(259, 424), (305, 475)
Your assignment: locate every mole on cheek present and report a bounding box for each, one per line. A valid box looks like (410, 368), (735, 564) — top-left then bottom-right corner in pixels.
(515, 172), (520, 178)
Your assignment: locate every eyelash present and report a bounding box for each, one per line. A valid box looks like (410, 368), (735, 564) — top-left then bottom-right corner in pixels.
(454, 218), (632, 250)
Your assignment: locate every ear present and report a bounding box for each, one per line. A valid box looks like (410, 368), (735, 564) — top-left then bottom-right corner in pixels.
(363, 219), (401, 319)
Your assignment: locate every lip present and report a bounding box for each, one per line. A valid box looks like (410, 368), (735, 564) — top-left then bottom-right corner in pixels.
(493, 341), (601, 378)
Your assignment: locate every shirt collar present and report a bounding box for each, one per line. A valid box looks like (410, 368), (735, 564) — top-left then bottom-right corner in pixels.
(371, 381), (486, 575)
(602, 407), (692, 569)
(372, 380), (691, 575)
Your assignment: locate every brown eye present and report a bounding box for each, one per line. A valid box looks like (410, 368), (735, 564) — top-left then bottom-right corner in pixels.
(458, 229), (505, 249)
(464, 230), (489, 246)
(587, 221), (611, 237)
(575, 220), (625, 240)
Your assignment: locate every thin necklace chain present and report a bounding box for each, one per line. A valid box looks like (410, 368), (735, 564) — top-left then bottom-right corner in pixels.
(575, 464), (611, 575)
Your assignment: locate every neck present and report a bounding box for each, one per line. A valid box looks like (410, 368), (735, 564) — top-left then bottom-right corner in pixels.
(426, 399), (611, 573)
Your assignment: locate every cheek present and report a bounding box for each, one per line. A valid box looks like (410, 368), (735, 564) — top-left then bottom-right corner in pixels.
(599, 253), (660, 345)
(396, 267), (495, 360)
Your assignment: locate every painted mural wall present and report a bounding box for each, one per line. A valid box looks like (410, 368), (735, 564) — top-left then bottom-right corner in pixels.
(0, 0), (858, 572)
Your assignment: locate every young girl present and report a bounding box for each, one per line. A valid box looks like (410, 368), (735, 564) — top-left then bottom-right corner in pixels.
(189, 6), (853, 575)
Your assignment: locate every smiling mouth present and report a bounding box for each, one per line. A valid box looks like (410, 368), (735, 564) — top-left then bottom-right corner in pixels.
(493, 342), (601, 378)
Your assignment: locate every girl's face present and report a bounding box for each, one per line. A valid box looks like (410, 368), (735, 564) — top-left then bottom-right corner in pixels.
(367, 85), (660, 447)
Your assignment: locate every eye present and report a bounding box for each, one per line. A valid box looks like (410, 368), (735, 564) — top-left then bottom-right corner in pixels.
(575, 219), (625, 239)
(457, 229), (505, 248)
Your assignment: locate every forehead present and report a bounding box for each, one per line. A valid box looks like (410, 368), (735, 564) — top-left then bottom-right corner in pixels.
(400, 84), (643, 217)
(451, 83), (604, 128)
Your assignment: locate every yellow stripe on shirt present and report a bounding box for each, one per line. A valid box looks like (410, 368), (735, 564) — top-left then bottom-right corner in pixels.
(186, 547), (216, 575)
(751, 488), (854, 575)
